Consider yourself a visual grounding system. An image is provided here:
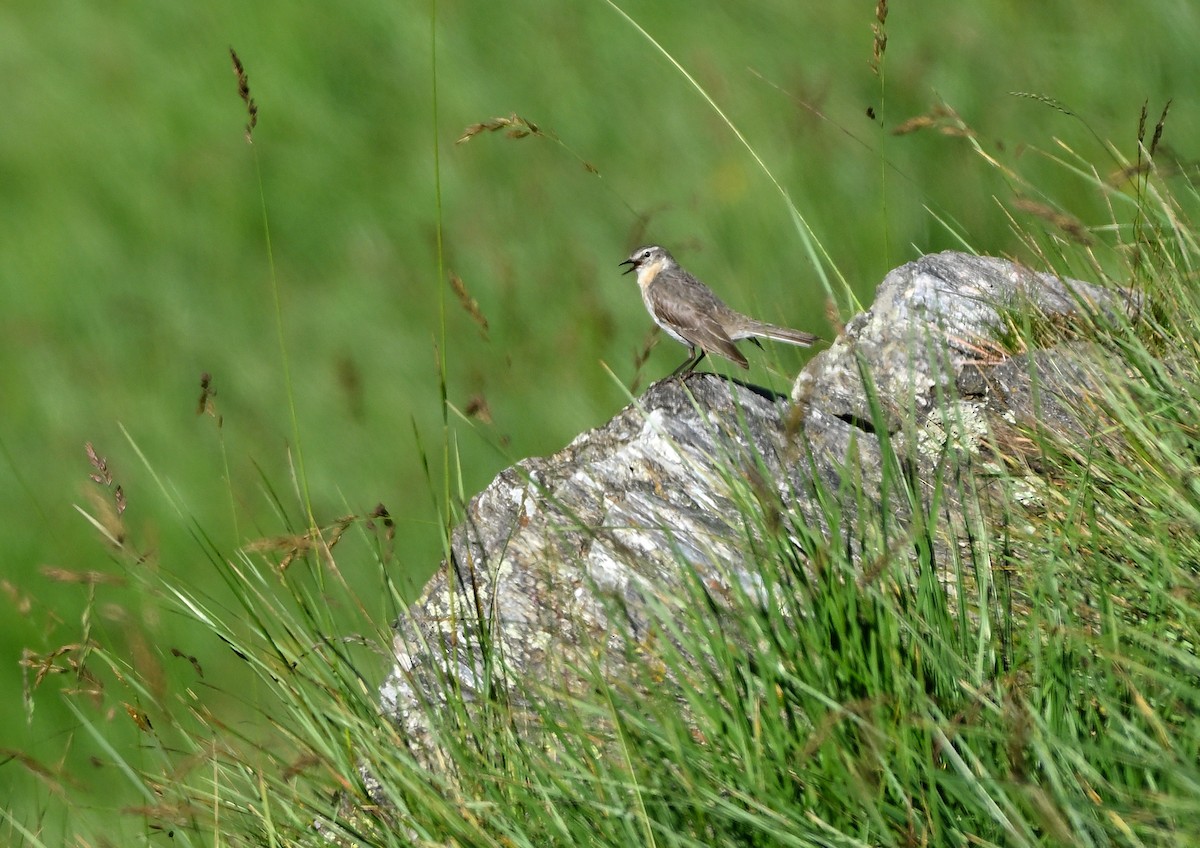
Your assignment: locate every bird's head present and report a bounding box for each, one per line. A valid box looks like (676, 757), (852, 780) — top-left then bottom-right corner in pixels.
(619, 245), (675, 276)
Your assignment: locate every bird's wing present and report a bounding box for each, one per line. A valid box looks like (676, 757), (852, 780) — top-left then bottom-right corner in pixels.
(652, 293), (749, 368)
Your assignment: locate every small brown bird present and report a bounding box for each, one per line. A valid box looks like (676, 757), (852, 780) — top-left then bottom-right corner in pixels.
(619, 245), (817, 376)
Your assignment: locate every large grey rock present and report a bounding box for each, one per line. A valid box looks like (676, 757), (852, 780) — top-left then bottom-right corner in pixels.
(379, 250), (1136, 763)
(380, 375), (794, 762)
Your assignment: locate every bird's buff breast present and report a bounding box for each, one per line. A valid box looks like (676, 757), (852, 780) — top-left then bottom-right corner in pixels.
(635, 257), (666, 293)
(636, 259), (690, 345)
(636, 257), (667, 313)
(636, 258), (665, 317)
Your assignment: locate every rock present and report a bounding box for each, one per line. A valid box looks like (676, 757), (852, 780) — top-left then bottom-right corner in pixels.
(790, 251), (1134, 560)
(380, 374), (795, 763)
(379, 250), (1137, 763)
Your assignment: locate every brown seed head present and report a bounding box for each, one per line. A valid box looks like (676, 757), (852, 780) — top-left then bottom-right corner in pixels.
(229, 47), (258, 143)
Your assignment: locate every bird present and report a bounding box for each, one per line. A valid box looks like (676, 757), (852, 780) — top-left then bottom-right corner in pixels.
(619, 244), (817, 376)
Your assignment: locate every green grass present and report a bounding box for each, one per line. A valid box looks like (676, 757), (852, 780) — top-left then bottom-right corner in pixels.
(5, 0), (1200, 842)
(38, 195), (1200, 843)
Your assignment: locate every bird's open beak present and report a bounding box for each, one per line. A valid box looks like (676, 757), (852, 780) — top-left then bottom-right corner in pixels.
(619, 259), (635, 275)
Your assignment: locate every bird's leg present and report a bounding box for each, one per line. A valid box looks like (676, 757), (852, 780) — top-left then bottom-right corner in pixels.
(671, 348), (706, 379)
(670, 349), (695, 378)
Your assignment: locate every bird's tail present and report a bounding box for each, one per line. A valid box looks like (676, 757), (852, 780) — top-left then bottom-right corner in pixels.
(741, 321), (819, 348)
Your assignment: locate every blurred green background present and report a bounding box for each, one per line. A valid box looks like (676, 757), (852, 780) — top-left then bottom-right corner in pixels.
(3, 0), (1198, 837)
